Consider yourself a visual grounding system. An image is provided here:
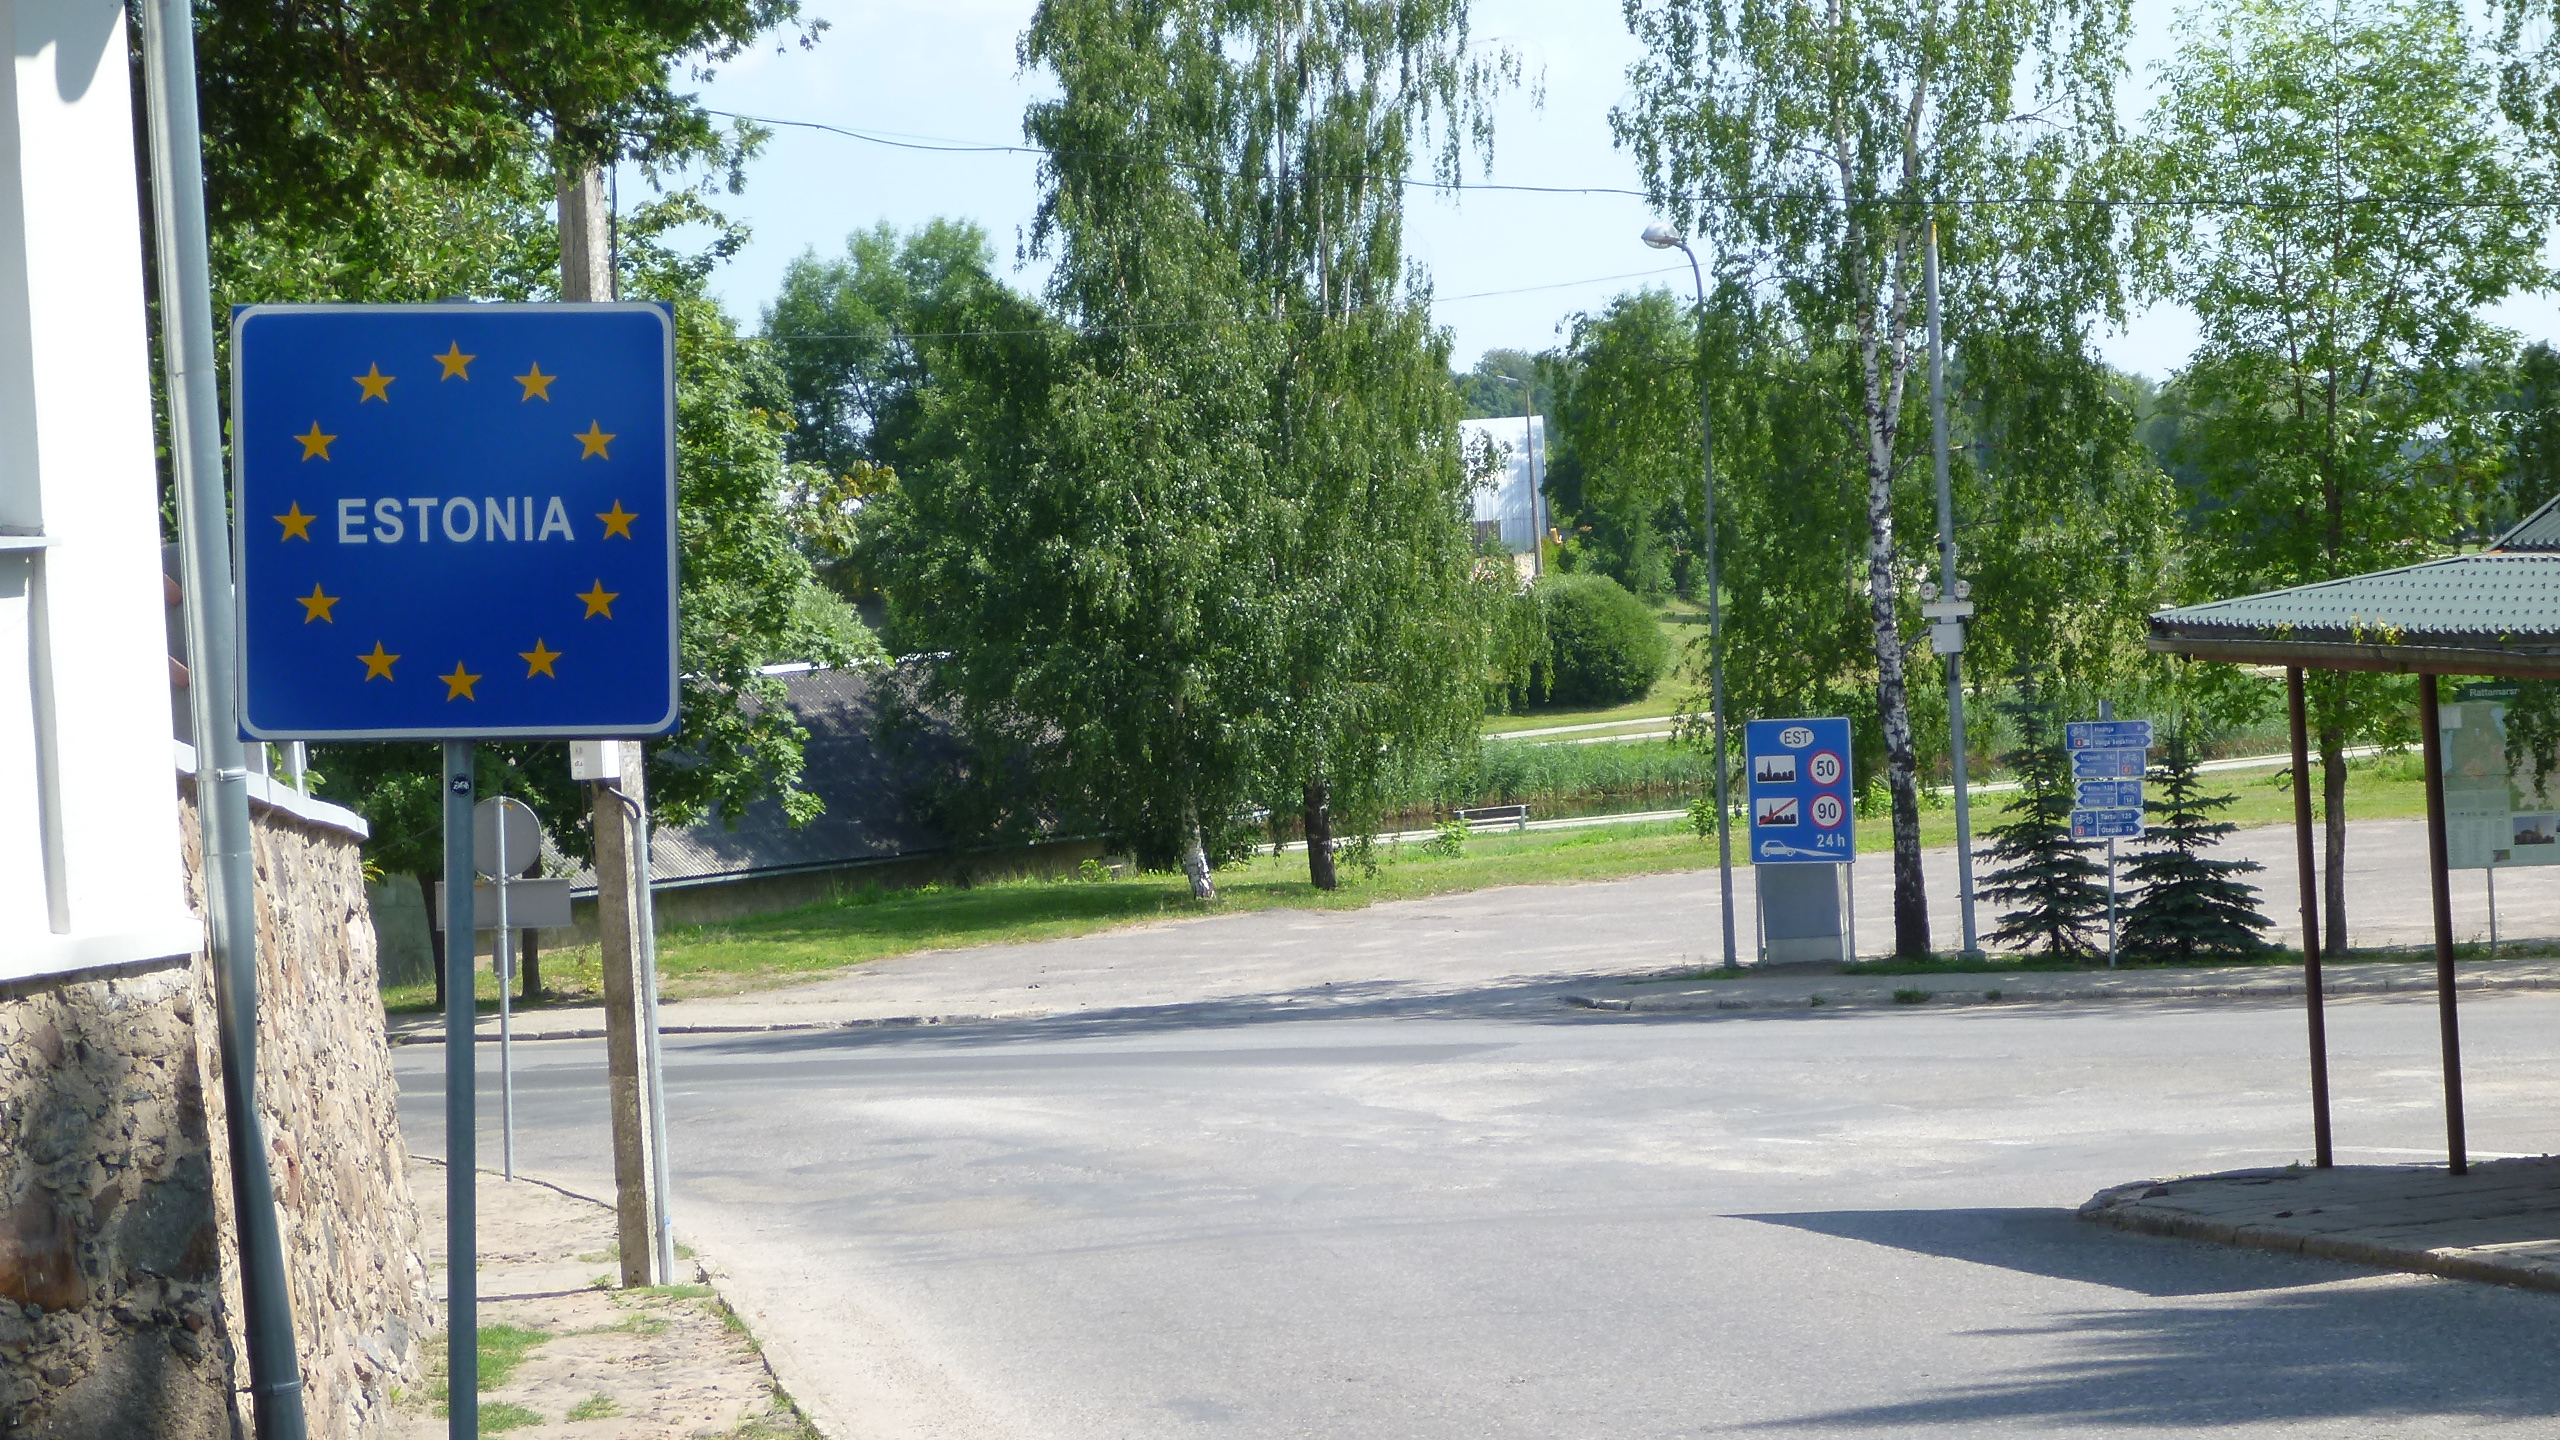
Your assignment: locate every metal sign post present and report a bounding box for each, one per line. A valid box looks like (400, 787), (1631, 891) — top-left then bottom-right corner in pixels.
(233, 303), (677, 1440)
(2068, 713), (2152, 969)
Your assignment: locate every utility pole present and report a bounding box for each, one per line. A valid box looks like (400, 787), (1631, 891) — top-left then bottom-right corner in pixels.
(563, 164), (665, 1286)
(1922, 216), (1983, 961)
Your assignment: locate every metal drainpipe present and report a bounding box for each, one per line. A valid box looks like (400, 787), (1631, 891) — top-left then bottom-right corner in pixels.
(139, 0), (309, 1433)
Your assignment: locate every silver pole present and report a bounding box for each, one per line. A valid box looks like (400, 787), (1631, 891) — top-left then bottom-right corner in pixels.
(496, 810), (514, 1182)
(1672, 241), (1738, 971)
(139, 2), (308, 1433)
(1924, 218), (1981, 960)
(620, 791), (678, 1280)
(2487, 864), (2499, 959)
(440, 746), (478, 1440)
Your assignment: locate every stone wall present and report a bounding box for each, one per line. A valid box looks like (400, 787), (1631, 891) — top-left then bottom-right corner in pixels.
(0, 784), (425, 1439)
(181, 782), (427, 1440)
(0, 962), (231, 1437)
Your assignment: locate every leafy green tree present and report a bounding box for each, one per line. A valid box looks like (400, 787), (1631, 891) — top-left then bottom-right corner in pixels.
(760, 219), (1007, 482)
(1454, 348), (1545, 420)
(2136, 0), (2549, 955)
(1978, 673), (2107, 959)
(1613, 0), (2133, 958)
(2500, 342), (2560, 531)
(192, 0), (818, 231)
(2122, 731), (2271, 962)
(1546, 291), (1702, 599)
(978, 0), (1514, 892)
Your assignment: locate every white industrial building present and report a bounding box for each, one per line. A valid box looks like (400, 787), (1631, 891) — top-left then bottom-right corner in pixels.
(1461, 414), (1548, 562)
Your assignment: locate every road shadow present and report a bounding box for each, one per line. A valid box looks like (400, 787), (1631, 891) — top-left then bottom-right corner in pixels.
(1730, 1206), (2336, 1298)
(1728, 1208), (2560, 1431)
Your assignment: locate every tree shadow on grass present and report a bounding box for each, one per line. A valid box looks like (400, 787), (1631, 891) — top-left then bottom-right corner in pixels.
(1726, 1206), (2560, 1431)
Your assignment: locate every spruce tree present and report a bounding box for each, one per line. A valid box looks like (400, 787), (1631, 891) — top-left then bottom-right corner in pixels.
(2122, 730), (2272, 962)
(1979, 674), (2109, 959)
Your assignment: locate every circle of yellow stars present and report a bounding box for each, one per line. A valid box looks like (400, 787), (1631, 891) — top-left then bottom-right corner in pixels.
(264, 339), (643, 698)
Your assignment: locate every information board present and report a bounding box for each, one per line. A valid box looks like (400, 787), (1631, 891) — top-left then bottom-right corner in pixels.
(2067, 716), (2149, 839)
(1745, 717), (1855, 864)
(232, 303), (678, 739)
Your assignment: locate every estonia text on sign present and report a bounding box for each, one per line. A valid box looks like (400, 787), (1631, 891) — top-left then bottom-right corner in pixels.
(232, 304), (678, 740)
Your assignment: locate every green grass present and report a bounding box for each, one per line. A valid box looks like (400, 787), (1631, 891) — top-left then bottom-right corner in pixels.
(481, 1402), (543, 1433)
(568, 1394), (621, 1422)
(377, 750), (2436, 1010)
(476, 1324), (551, 1391)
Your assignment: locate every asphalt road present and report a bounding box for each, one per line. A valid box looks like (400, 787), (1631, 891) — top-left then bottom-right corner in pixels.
(396, 983), (2560, 1438)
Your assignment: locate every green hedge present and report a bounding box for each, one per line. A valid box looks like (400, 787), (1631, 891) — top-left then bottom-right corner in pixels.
(1537, 573), (1667, 706)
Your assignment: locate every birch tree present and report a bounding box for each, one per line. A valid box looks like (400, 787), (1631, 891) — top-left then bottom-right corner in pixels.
(2138, 0), (2547, 954)
(1612, 0), (2131, 956)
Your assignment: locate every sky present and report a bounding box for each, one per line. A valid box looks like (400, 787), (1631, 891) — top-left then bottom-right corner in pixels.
(664, 0), (2554, 386)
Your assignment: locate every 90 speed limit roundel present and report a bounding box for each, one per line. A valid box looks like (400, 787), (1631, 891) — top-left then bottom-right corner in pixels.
(1811, 793), (1844, 828)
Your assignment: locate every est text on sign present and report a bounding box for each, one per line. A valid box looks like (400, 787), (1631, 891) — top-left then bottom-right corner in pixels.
(233, 303), (677, 739)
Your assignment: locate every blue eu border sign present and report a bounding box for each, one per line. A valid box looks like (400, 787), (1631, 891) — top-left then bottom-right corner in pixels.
(232, 302), (678, 740)
(1745, 717), (1855, 864)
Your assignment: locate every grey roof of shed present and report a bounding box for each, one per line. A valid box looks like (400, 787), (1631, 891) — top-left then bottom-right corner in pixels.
(2149, 493), (2560, 674)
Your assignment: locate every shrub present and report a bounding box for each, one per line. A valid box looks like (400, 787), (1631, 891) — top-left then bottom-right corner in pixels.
(1535, 573), (1667, 706)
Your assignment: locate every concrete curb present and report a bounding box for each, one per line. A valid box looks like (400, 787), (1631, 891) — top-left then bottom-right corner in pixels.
(387, 1011), (1033, 1046)
(688, 1245), (851, 1440)
(2077, 1172), (2560, 1295)
(1564, 971), (2560, 1014)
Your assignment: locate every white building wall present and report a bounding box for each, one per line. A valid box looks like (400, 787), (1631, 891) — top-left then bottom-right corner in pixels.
(0, 0), (200, 978)
(1461, 414), (1546, 555)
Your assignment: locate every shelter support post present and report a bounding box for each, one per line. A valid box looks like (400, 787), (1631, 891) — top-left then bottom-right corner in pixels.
(2287, 669), (2333, 1168)
(2417, 673), (2468, 1176)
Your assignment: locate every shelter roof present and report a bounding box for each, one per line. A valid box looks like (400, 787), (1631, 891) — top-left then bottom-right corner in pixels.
(2149, 496), (2560, 676)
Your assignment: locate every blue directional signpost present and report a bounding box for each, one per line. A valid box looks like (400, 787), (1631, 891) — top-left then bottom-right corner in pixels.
(2067, 715), (2152, 967)
(234, 303), (677, 1439)
(1746, 717), (1856, 960)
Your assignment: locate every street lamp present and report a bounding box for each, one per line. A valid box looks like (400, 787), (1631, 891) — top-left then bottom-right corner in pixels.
(1644, 221), (1739, 970)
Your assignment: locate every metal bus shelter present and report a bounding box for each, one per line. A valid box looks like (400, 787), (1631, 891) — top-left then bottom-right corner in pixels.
(2149, 496), (2560, 1176)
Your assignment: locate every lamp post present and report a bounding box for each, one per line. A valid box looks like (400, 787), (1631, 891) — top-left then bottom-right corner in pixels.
(1643, 221), (1739, 970)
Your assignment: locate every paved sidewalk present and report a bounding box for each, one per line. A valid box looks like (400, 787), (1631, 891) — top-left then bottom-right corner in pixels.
(387, 817), (2560, 1046)
(394, 1159), (815, 1438)
(2081, 1158), (2560, 1293)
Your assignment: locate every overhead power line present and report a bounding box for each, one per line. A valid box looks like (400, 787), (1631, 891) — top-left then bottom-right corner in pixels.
(710, 107), (2560, 212)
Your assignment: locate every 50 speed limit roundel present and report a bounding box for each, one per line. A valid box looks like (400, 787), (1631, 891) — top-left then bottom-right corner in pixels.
(1808, 751), (1843, 786)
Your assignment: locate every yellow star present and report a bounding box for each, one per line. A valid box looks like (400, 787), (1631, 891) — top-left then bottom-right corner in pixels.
(295, 422), (336, 461)
(577, 580), (618, 619)
(519, 639), (561, 678)
(440, 662), (481, 701)
(353, 364), (395, 402)
(359, 642), (399, 680)
(296, 584), (338, 623)
(434, 342), (475, 380)
(514, 363), (555, 401)
(595, 500), (636, 539)
(273, 502), (315, 541)
(576, 421), (615, 460)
